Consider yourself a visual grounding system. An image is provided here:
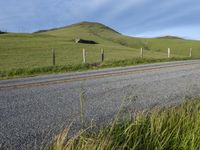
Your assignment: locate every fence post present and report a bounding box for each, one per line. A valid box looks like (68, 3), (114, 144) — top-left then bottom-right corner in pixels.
(140, 48), (144, 58)
(52, 49), (55, 66)
(83, 48), (86, 64)
(101, 49), (104, 62)
(189, 48), (192, 57)
(168, 48), (171, 58)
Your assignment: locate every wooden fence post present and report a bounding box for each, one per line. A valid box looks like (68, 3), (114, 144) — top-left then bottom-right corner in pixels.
(101, 49), (104, 62)
(140, 48), (144, 58)
(168, 48), (171, 58)
(52, 49), (55, 65)
(189, 48), (192, 57)
(83, 48), (86, 63)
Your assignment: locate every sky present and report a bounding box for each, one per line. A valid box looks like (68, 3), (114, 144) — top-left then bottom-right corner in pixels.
(0, 0), (200, 39)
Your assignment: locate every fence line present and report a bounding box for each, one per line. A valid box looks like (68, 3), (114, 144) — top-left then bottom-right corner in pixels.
(101, 49), (104, 62)
(52, 49), (55, 65)
(140, 48), (144, 58)
(189, 48), (192, 57)
(83, 48), (86, 64)
(50, 47), (194, 66)
(168, 48), (171, 58)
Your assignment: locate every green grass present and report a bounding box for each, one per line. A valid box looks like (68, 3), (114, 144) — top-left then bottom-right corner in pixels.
(47, 97), (200, 150)
(0, 57), (192, 79)
(0, 21), (200, 77)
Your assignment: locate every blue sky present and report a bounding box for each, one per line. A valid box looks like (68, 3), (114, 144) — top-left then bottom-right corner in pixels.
(0, 0), (200, 39)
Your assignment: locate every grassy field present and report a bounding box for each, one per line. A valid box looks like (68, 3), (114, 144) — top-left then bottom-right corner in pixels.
(47, 97), (200, 150)
(0, 22), (200, 77)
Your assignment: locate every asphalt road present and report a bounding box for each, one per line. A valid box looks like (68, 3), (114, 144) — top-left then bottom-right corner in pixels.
(1, 60), (200, 149)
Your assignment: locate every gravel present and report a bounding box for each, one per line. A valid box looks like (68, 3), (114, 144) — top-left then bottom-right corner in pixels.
(0, 60), (200, 149)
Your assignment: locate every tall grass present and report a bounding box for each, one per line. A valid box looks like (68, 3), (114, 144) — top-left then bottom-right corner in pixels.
(47, 98), (200, 150)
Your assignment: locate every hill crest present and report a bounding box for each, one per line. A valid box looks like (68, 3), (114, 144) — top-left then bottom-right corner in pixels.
(157, 35), (184, 40)
(35, 21), (120, 34)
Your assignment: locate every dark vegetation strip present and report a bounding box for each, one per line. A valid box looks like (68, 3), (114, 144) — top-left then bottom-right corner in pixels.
(0, 57), (194, 79)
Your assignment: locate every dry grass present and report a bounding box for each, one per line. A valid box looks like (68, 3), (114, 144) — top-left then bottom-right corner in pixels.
(46, 98), (200, 150)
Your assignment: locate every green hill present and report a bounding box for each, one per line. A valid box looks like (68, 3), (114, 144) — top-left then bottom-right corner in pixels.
(0, 21), (200, 72)
(157, 35), (184, 40)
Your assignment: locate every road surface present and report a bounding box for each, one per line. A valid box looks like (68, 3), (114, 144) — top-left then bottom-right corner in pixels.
(1, 60), (200, 149)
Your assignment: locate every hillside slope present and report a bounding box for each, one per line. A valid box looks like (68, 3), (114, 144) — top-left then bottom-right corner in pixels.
(42, 22), (200, 53)
(0, 21), (200, 71)
(41, 22), (147, 49)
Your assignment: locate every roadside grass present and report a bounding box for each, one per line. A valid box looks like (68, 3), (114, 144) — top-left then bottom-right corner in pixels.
(47, 97), (200, 150)
(0, 57), (193, 79)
